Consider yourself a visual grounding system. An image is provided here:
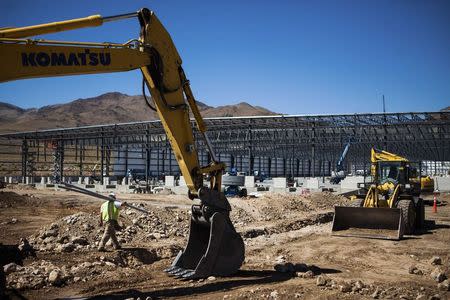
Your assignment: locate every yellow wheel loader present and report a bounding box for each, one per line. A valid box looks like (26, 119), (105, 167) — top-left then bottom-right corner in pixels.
(0, 8), (244, 279)
(332, 148), (425, 240)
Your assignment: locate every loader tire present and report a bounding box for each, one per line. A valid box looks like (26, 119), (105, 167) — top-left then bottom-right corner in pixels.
(415, 198), (425, 229)
(397, 199), (416, 235)
(350, 198), (364, 207)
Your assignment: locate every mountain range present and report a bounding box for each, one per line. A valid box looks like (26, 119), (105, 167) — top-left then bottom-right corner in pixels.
(0, 92), (277, 133)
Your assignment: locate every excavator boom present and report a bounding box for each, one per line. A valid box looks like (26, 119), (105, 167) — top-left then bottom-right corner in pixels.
(0, 8), (244, 279)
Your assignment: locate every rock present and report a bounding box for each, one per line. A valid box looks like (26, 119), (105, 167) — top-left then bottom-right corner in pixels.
(145, 297), (153, 300)
(73, 276), (81, 283)
(371, 288), (380, 299)
(409, 265), (423, 275)
(429, 294), (440, 300)
(82, 224), (93, 231)
(270, 290), (278, 298)
(48, 269), (64, 286)
(339, 282), (352, 293)
(10, 218), (18, 224)
(400, 295), (411, 300)
(437, 279), (450, 291)
(57, 242), (76, 253)
(77, 262), (92, 270)
(3, 262), (18, 274)
(297, 270), (314, 278)
(430, 256), (442, 265)
(415, 294), (426, 300)
(431, 267), (446, 283)
(18, 238), (33, 253)
(43, 236), (56, 244)
(41, 229), (58, 238)
(105, 262), (116, 267)
(71, 236), (89, 245)
(207, 276), (216, 281)
(275, 255), (286, 263)
(56, 235), (69, 244)
(316, 274), (329, 286)
(352, 280), (364, 292)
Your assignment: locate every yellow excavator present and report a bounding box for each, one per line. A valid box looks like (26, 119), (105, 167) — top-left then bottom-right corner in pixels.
(332, 148), (426, 240)
(0, 8), (244, 279)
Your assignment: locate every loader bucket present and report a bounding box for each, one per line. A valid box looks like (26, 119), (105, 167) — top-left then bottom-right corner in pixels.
(165, 209), (245, 279)
(331, 206), (404, 240)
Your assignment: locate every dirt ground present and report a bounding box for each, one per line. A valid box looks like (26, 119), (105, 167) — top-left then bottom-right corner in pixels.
(1, 186), (449, 300)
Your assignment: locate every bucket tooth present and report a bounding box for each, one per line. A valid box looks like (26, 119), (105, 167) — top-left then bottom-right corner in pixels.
(164, 266), (178, 273)
(167, 267), (184, 276)
(172, 269), (191, 277)
(181, 270), (197, 279)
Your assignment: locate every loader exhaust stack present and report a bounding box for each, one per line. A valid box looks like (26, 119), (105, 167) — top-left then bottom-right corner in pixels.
(165, 187), (245, 279)
(331, 206), (404, 240)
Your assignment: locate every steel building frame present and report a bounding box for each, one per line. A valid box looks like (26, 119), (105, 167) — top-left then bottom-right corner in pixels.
(0, 111), (449, 183)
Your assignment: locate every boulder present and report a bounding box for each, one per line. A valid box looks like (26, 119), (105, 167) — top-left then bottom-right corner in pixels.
(316, 275), (329, 286)
(3, 263), (18, 274)
(297, 270), (314, 278)
(41, 229), (58, 239)
(431, 267), (446, 283)
(437, 279), (450, 291)
(71, 236), (89, 245)
(339, 282), (352, 293)
(430, 256), (442, 266)
(48, 269), (64, 286)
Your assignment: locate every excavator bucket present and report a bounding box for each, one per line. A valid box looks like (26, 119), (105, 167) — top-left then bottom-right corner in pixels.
(165, 206), (245, 279)
(331, 206), (404, 240)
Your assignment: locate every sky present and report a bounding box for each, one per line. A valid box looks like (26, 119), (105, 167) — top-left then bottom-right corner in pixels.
(0, 0), (449, 114)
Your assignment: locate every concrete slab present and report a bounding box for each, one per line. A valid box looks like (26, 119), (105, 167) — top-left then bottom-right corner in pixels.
(340, 176), (366, 190)
(245, 176), (255, 188)
(306, 178), (320, 189)
(435, 177), (450, 192)
(165, 175), (175, 187)
(273, 177), (287, 188)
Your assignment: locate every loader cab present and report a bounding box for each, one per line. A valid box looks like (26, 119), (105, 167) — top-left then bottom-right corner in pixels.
(377, 161), (407, 185)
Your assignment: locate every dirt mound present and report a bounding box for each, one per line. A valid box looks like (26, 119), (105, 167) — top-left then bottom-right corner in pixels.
(27, 204), (190, 254)
(0, 191), (42, 208)
(231, 192), (350, 223)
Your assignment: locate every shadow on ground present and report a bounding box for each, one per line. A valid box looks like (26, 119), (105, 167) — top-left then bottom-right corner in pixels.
(85, 267), (340, 300)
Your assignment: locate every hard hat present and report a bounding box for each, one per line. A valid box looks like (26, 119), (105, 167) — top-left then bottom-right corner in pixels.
(109, 192), (116, 199)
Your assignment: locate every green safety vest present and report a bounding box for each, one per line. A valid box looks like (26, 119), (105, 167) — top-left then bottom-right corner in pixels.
(101, 201), (119, 221)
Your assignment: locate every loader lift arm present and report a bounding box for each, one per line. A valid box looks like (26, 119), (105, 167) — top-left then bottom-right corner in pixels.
(0, 8), (244, 279)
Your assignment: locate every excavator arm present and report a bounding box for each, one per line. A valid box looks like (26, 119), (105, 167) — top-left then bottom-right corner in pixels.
(0, 8), (244, 279)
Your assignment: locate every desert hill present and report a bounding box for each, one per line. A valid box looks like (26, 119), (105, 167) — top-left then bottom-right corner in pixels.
(0, 92), (277, 133)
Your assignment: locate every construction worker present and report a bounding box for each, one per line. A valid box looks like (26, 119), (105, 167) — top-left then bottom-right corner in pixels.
(98, 192), (126, 251)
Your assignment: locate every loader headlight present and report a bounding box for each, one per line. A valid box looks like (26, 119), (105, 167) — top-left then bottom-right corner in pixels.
(405, 184), (411, 189)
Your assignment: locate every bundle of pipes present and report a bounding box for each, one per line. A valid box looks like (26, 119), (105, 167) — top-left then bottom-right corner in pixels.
(58, 182), (149, 214)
